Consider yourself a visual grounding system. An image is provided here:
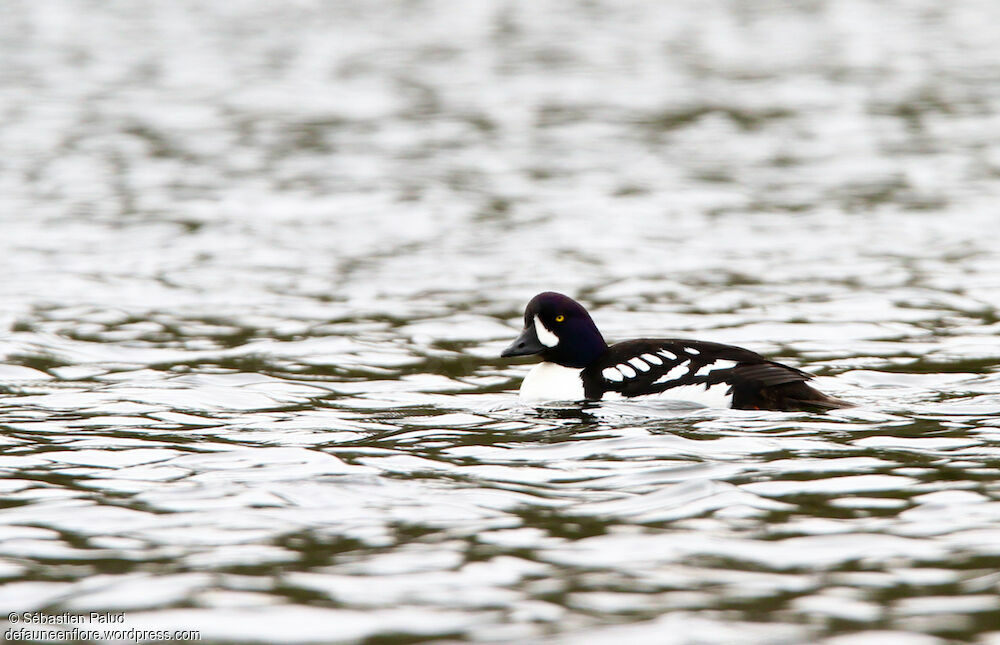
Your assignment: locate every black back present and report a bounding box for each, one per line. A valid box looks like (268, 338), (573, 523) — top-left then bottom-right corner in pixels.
(580, 338), (844, 411)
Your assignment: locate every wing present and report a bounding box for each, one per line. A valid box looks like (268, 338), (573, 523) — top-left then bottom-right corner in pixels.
(582, 338), (813, 399)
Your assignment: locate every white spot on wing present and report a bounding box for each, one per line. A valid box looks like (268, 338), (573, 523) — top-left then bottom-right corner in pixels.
(617, 363), (637, 379)
(653, 362), (690, 384)
(603, 367), (624, 382)
(533, 314), (558, 348)
(693, 359), (739, 377)
(641, 353), (662, 365)
(657, 350), (676, 360)
(686, 347), (700, 355)
(628, 357), (650, 372)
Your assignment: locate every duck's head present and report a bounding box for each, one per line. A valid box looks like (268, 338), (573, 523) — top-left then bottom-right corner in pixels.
(501, 292), (607, 368)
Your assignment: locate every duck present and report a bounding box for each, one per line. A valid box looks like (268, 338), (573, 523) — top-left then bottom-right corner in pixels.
(500, 292), (849, 411)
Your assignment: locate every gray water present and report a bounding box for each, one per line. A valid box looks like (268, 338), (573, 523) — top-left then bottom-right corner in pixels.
(2, 1), (1000, 643)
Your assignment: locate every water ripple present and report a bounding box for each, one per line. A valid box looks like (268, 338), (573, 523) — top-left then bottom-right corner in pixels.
(2, 0), (1000, 643)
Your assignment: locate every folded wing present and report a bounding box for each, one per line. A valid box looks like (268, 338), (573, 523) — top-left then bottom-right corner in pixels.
(582, 339), (843, 411)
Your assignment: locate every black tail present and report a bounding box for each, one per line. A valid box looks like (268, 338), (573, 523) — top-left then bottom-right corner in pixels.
(731, 380), (851, 412)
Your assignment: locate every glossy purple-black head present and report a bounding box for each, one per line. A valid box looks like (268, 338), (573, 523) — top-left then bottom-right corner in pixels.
(501, 292), (607, 368)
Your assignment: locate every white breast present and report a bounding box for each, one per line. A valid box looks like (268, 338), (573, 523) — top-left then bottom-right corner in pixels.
(519, 362), (586, 402)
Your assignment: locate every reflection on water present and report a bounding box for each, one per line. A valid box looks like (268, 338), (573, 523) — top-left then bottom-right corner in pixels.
(2, 0), (1000, 643)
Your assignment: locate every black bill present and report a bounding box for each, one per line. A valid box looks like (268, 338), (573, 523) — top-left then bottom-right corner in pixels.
(501, 324), (547, 357)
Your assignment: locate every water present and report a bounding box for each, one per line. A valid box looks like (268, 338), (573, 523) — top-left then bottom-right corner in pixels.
(2, 1), (1000, 643)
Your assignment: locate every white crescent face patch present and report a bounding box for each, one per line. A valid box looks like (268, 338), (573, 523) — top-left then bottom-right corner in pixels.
(533, 314), (559, 348)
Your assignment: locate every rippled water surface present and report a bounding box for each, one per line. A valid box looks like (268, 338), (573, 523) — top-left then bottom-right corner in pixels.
(3, 1), (1000, 643)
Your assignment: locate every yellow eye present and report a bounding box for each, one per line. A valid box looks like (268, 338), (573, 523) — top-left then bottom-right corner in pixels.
(555, 314), (565, 322)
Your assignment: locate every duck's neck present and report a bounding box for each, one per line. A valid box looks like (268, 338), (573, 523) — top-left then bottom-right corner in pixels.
(544, 329), (607, 368)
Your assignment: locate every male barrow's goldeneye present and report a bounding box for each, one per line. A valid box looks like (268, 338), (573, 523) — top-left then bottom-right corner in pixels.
(500, 292), (849, 411)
